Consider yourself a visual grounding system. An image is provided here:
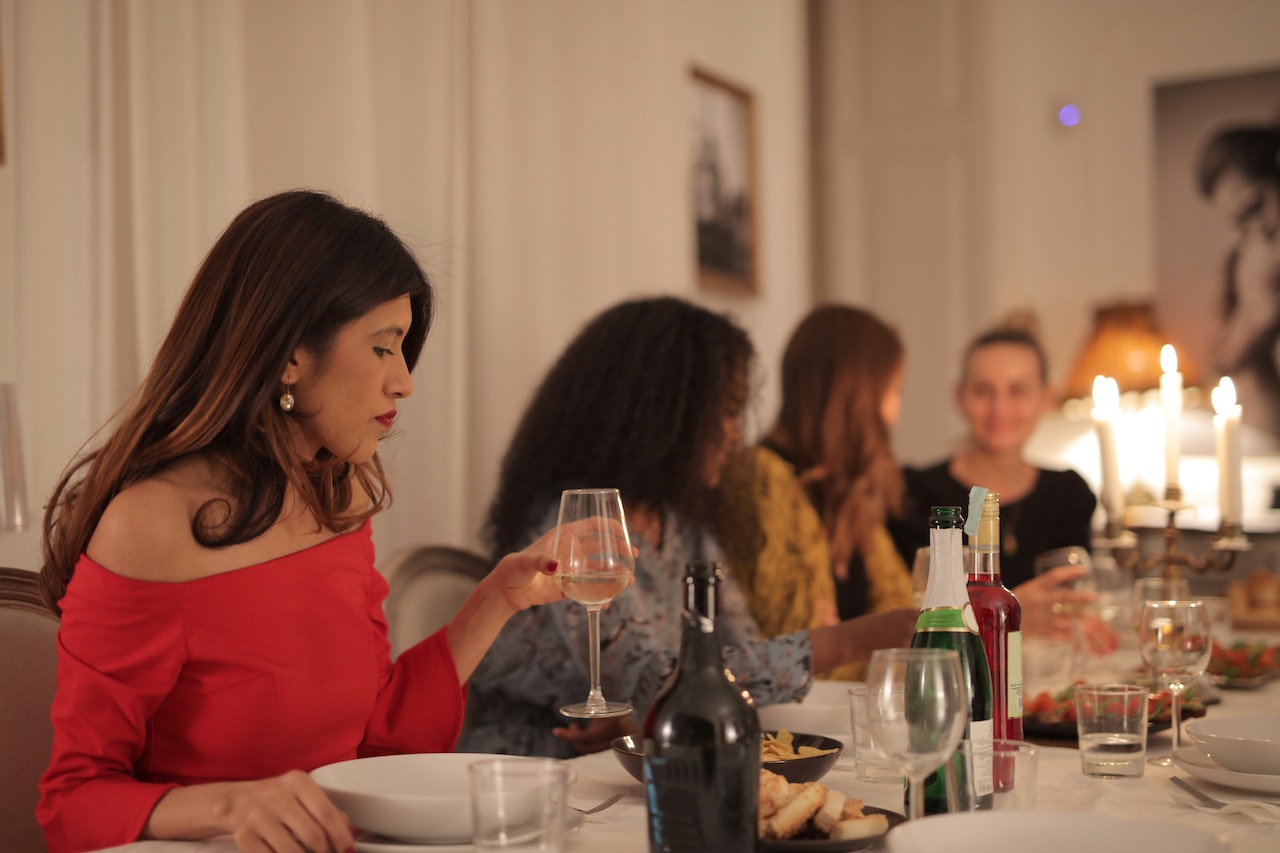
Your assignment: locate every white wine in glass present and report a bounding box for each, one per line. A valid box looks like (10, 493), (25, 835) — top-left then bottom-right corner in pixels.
(555, 488), (635, 719)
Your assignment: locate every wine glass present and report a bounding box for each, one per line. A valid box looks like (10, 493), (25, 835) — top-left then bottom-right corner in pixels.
(1129, 576), (1190, 631)
(1137, 599), (1212, 766)
(865, 648), (967, 821)
(554, 488), (635, 719)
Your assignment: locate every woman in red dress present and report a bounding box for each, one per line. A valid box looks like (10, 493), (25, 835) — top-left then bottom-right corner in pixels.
(37, 191), (577, 853)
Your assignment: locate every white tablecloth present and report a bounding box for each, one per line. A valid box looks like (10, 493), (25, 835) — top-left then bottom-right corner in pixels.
(91, 673), (1280, 853)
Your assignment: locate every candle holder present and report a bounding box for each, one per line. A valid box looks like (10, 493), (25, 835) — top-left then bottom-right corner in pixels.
(1101, 498), (1250, 584)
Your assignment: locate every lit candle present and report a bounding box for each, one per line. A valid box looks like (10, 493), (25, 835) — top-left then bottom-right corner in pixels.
(1091, 375), (1124, 525)
(1212, 377), (1243, 527)
(1160, 344), (1182, 494)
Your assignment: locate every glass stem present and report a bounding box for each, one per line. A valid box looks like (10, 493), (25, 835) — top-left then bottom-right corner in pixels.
(907, 773), (923, 820)
(1170, 684), (1182, 753)
(585, 605), (605, 710)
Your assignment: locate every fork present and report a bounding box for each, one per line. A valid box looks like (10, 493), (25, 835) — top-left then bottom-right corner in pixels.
(571, 792), (625, 815)
(1171, 776), (1280, 809)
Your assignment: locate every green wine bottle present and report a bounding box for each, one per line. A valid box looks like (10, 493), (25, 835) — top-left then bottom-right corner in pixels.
(908, 505), (995, 813)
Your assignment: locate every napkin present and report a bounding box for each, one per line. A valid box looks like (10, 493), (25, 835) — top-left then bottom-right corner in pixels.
(1170, 790), (1280, 824)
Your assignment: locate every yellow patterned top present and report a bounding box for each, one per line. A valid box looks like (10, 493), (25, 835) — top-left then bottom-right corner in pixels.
(712, 446), (838, 638)
(713, 446), (915, 681)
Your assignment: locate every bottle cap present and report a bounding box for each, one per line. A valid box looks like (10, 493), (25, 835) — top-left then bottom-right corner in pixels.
(965, 487), (988, 537)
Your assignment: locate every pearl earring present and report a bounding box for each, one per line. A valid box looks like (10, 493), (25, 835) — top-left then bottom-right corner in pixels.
(279, 385), (295, 412)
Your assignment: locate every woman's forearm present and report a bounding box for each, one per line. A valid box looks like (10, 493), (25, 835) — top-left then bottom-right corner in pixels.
(807, 607), (917, 675)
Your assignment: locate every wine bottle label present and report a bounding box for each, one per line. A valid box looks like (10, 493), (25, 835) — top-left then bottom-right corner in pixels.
(914, 605), (979, 634)
(1007, 630), (1024, 719)
(969, 719), (995, 797)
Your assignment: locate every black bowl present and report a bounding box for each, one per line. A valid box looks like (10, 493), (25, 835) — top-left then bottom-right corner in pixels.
(761, 731), (844, 783)
(611, 734), (646, 783)
(610, 731), (844, 785)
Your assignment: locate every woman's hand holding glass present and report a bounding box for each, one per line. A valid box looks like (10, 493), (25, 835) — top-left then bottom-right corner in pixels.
(1137, 599), (1212, 766)
(865, 648), (967, 821)
(553, 488), (637, 719)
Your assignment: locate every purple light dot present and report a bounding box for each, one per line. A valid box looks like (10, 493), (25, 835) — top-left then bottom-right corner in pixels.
(1058, 104), (1081, 127)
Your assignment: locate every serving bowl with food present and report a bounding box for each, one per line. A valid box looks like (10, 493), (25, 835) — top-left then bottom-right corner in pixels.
(1207, 639), (1280, 688)
(1023, 682), (1206, 739)
(611, 728), (843, 785)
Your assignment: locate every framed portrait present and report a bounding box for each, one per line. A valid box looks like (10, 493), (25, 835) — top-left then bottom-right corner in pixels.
(1154, 67), (1280, 448)
(690, 67), (758, 295)
(0, 36), (6, 166)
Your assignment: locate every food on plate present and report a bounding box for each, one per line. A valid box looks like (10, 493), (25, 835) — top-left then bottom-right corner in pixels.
(761, 728), (839, 762)
(1208, 639), (1279, 682)
(1025, 681), (1205, 726)
(758, 769), (888, 841)
(1228, 569), (1280, 630)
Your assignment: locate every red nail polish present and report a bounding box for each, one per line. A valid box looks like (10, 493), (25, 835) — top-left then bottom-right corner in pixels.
(546, 559), (559, 573)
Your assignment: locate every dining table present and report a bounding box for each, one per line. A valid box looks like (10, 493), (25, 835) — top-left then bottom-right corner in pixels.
(90, 642), (1280, 853)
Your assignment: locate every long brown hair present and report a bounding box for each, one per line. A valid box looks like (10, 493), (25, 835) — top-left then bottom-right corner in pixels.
(767, 304), (904, 572)
(41, 190), (434, 611)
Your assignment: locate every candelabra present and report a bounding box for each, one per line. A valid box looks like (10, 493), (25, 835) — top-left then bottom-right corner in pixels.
(1094, 486), (1250, 585)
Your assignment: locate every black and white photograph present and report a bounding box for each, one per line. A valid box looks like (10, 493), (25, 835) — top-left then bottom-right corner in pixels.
(1155, 67), (1280, 447)
(691, 67), (757, 295)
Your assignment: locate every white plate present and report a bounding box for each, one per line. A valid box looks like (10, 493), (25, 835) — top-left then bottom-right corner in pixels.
(354, 808), (584, 852)
(313, 753), (575, 844)
(885, 810), (1224, 853)
(1183, 713), (1280, 775)
(1172, 745), (1280, 795)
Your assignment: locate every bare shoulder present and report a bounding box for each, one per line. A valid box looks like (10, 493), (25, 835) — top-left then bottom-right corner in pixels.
(87, 459), (218, 582)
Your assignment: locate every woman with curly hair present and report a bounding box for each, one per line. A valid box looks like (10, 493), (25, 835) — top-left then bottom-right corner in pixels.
(461, 296), (916, 758)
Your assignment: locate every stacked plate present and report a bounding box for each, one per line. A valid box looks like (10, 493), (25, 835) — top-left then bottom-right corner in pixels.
(1173, 713), (1280, 794)
(310, 753), (581, 853)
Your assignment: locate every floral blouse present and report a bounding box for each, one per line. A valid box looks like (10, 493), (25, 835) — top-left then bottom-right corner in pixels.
(459, 506), (815, 758)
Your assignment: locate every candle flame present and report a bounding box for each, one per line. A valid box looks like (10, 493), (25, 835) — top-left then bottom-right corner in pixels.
(1212, 376), (1238, 414)
(1160, 344), (1178, 374)
(1092, 375), (1120, 410)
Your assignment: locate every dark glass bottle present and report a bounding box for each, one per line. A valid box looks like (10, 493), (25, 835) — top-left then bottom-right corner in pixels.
(966, 491), (1023, 792)
(644, 562), (759, 853)
(909, 506), (995, 813)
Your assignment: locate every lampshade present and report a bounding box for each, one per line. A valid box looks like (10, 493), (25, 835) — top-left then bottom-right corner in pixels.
(1063, 302), (1199, 400)
(0, 382), (29, 532)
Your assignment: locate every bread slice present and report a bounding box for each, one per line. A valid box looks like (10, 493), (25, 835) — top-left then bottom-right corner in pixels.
(812, 788), (847, 834)
(829, 812), (889, 841)
(762, 781), (828, 839)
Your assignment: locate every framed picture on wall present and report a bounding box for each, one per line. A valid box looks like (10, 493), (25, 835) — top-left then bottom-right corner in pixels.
(690, 67), (757, 295)
(0, 36), (6, 166)
(1154, 67), (1280, 449)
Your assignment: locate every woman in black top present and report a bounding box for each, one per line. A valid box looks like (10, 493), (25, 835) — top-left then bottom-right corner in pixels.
(900, 463), (1095, 589)
(890, 324), (1114, 650)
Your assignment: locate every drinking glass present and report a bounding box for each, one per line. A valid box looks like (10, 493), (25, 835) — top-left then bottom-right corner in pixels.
(554, 488), (635, 719)
(1137, 599), (1212, 766)
(1129, 576), (1190, 630)
(864, 648), (967, 821)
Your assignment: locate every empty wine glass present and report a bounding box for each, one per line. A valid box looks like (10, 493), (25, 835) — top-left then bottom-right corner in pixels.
(1137, 599), (1212, 766)
(865, 648), (967, 821)
(554, 488), (636, 719)
(1130, 576), (1190, 631)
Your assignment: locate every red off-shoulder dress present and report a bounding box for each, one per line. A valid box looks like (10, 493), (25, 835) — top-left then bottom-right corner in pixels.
(38, 521), (466, 853)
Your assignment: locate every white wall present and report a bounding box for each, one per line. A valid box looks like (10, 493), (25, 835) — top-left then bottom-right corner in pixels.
(813, 0), (1280, 488)
(6, 0), (1280, 573)
(0, 0), (811, 570)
